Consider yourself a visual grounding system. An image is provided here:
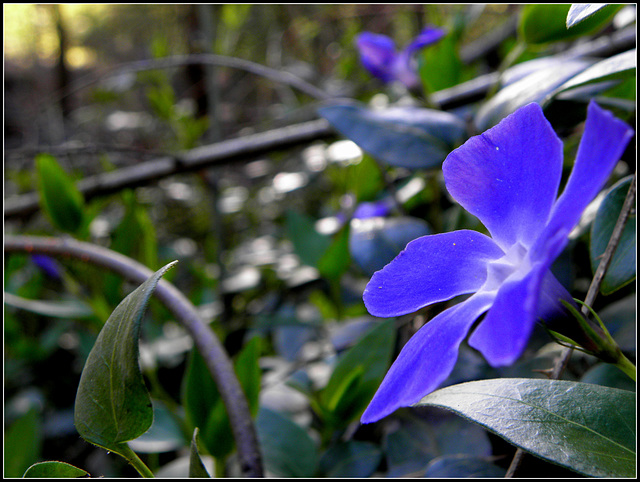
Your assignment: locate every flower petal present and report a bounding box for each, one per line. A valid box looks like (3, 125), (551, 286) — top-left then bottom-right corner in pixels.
(443, 103), (563, 250)
(355, 32), (398, 83)
(361, 292), (494, 424)
(469, 228), (569, 366)
(531, 100), (634, 263)
(363, 230), (504, 317)
(404, 25), (447, 55)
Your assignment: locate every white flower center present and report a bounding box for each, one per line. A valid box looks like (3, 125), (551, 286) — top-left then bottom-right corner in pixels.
(481, 242), (530, 294)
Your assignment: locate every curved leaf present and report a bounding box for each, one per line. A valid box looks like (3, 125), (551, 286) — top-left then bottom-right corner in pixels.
(319, 441), (382, 478)
(417, 378), (636, 477)
(475, 58), (593, 130)
(35, 153), (85, 234)
(74, 261), (178, 453)
(566, 4), (610, 28)
(23, 461), (88, 478)
(189, 428), (212, 478)
(590, 175), (636, 294)
(318, 100), (467, 169)
(519, 4), (621, 45)
(551, 49), (637, 101)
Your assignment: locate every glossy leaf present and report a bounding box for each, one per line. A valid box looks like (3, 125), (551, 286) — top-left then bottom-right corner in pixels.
(417, 378), (636, 477)
(256, 407), (319, 478)
(319, 441), (382, 477)
(35, 153), (85, 234)
(519, 4), (620, 45)
(74, 261), (177, 453)
(23, 461), (88, 478)
(475, 58), (593, 130)
(551, 49), (637, 101)
(189, 428), (212, 478)
(590, 176), (636, 294)
(350, 216), (432, 275)
(320, 319), (396, 424)
(318, 100), (467, 169)
(566, 4), (610, 28)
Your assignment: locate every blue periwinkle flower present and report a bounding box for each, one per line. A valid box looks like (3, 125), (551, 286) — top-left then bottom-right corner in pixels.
(355, 26), (446, 89)
(361, 101), (634, 423)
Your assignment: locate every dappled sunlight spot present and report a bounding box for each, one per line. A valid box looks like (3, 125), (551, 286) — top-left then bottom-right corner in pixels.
(326, 139), (363, 165)
(106, 111), (153, 131)
(272, 171), (309, 194)
(302, 144), (328, 172)
(218, 186), (248, 213)
(315, 216), (342, 235)
(222, 266), (261, 293)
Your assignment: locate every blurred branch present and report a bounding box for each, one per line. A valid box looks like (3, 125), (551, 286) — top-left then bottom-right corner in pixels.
(3, 235), (264, 477)
(65, 53), (332, 102)
(5, 118), (335, 220)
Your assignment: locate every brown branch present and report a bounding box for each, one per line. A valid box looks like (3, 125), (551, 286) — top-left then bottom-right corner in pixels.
(3, 235), (263, 477)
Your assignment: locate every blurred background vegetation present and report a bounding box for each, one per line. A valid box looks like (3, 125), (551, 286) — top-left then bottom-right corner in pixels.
(4, 4), (635, 478)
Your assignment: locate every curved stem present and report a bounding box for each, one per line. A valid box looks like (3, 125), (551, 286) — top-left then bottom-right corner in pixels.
(118, 443), (155, 478)
(4, 235), (263, 477)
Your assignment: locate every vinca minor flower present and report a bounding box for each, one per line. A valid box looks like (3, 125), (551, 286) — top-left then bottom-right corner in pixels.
(355, 26), (445, 89)
(361, 101), (633, 424)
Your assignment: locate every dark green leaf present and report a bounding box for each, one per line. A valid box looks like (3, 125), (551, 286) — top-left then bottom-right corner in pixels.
(566, 4), (610, 28)
(256, 407), (318, 478)
(590, 175), (636, 294)
(285, 209), (331, 268)
(74, 261), (178, 453)
(317, 224), (351, 280)
(519, 4), (621, 45)
(4, 407), (41, 478)
(318, 100), (467, 169)
(320, 319), (396, 424)
(23, 461), (88, 478)
(319, 441), (382, 477)
(475, 58), (593, 130)
(189, 428), (211, 478)
(417, 378), (636, 477)
(183, 336), (262, 460)
(35, 153), (85, 234)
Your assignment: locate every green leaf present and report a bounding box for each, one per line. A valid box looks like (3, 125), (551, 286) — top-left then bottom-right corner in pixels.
(551, 49), (637, 101)
(183, 336), (262, 460)
(317, 224), (351, 280)
(590, 175), (636, 294)
(256, 407), (319, 478)
(285, 209), (331, 268)
(189, 428), (212, 478)
(320, 319), (396, 424)
(417, 378), (636, 477)
(4, 407), (42, 478)
(424, 455), (506, 478)
(74, 261), (178, 454)
(23, 461), (88, 478)
(35, 153), (85, 234)
(519, 4), (621, 45)
(319, 440), (382, 477)
(418, 33), (462, 93)
(566, 4), (610, 28)
(317, 100), (467, 169)
(128, 400), (186, 453)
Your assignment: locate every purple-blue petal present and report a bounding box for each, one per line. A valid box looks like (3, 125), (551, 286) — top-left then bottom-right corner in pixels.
(355, 32), (398, 83)
(469, 227), (569, 366)
(361, 292), (494, 423)
(531, 100), (634, 263)
(443, 103), (563, 250)
(404, 25), (447, 55)
(363, 230), (504, 318)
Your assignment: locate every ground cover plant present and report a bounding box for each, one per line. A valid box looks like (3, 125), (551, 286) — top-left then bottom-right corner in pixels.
(4, 4), (636, 478)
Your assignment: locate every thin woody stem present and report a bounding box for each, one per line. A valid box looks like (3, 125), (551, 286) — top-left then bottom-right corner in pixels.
(506, 173), (636, 478)
(4, 235), (263, 477)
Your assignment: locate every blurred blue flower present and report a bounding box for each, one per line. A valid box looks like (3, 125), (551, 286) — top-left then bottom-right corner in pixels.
(355, 26), (445, 89)
(32, 254), (62, 280)
(361, 101), (633, 423)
